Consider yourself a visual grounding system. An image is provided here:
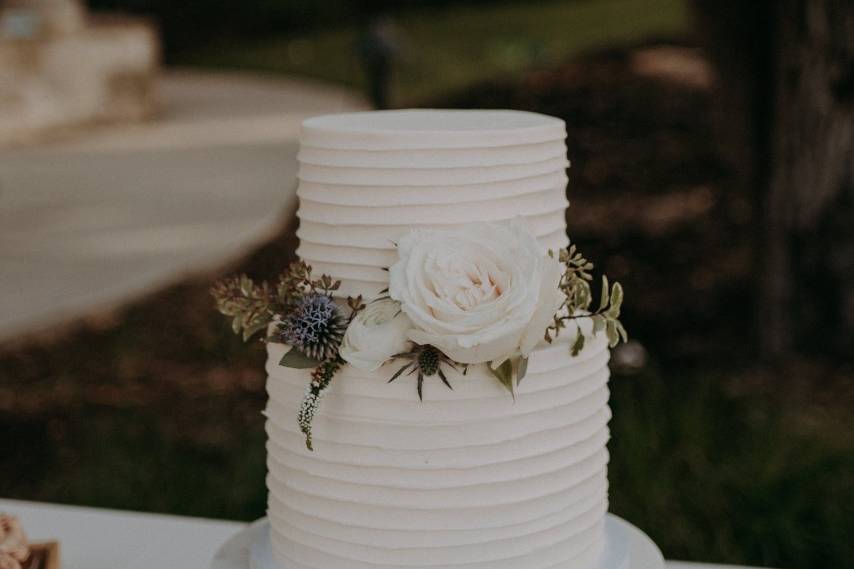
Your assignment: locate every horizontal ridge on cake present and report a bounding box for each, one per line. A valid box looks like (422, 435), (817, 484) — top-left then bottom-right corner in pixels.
(253, 109), (614, 569)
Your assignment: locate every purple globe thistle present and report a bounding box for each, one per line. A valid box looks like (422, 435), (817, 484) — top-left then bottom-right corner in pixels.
(279, 293), (346, 361)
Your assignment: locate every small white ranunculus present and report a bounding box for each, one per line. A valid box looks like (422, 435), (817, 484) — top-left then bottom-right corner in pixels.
(340, 298), (413, 371)
(388, 220), (565, 366)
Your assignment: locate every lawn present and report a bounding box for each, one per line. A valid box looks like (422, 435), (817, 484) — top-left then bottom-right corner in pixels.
(177, 0), (689, 105)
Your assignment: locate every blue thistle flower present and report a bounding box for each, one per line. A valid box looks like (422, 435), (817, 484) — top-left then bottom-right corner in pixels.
(279, 293), (346, 361)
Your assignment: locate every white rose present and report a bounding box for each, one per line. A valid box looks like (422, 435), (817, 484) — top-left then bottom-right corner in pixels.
(340, 298), (413, 371)
(388, 220), (565, 366)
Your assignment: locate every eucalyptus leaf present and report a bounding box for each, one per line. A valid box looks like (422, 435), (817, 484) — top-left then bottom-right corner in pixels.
(598, 275), (610, 313)
(607, 282), (623, 318)
(240, 275), (255, 296)
(516, 357), (529, 385)
(592, 314), (606, 335)
(242, 319), (269, 342)
(490, 359), (515, 398)
(279, 348), (321, 369)
(577, 283), (592, 311)
(571, 330), (586, 356)
(605, 320), (619, 348)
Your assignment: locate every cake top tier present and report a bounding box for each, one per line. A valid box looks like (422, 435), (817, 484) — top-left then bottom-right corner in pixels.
(295, 109), (570, 299)
(301, 109), (566, 150)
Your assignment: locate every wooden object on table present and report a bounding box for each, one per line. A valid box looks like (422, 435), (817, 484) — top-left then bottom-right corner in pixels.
(22, 542), (59, 569)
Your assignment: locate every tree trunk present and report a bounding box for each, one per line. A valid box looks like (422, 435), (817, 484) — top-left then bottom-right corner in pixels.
(695, 0), (854, 358)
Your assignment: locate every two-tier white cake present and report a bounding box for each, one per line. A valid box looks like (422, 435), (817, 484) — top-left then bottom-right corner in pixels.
(262, 110), (622, 569)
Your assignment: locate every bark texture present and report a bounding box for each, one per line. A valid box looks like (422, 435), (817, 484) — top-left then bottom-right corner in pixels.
(695, 0), (854, 357)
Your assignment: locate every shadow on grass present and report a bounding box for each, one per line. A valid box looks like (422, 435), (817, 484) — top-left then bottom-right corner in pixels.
(609, 368), (853, 568)
(5, 408), (267, 520)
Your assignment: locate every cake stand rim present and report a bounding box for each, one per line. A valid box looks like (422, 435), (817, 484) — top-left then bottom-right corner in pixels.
(210, 513), (664, 569)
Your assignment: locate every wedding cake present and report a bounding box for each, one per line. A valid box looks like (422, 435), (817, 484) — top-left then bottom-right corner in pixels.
(212, 109), (661, 569)
(266, 109), (614, 569)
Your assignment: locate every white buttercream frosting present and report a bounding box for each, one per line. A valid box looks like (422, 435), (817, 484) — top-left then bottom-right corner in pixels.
(265, 109), (610, 569)
(265, 333), (610, 569)
(297, 172), (568, 207)
(298, 141), (567, 169)
(300, 109), (566, 150)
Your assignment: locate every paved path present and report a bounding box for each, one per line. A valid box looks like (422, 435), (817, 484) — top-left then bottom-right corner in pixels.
(0, 70), (363, 343)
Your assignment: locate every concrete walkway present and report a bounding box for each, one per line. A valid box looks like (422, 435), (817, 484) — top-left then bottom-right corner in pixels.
(0, 70), (363, 343)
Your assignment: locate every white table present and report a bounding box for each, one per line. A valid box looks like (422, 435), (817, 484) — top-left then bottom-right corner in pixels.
(0, 499), (753, 569)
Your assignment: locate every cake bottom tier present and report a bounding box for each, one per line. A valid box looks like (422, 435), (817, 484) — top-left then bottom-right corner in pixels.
(264, 334), (612, 569)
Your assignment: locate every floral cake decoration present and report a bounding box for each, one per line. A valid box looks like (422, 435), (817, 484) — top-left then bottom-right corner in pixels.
(213, 219), (626, 450)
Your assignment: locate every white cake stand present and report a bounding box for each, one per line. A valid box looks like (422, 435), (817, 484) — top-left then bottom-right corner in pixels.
(211, 514), (664, 569)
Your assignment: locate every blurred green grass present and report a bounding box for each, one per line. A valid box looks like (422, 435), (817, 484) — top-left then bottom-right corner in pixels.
(8, 409), (267, 519)
(609, 369), (853, 568)
(177, 0), (689, 105)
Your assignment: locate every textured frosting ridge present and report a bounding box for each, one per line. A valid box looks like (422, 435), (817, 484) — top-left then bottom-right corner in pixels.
(266, 109), (609, 569)
(295, 110), (571, 300)
(265, 334), (610, 569)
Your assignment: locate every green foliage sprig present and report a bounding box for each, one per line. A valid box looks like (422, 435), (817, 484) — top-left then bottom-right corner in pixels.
(210, 275), (279, 342)
(212, 242), (627, 448)
(546, 244), (628, 356)
(490, 355), (528, 398)
(212, 262), (364, 451)
(278, 260), (344, 305)
(211, 261), (347, 343)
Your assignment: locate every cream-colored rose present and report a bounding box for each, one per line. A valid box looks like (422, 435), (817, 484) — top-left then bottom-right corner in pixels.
(340, 298), (413, 371)
(388, 220), (565, 366)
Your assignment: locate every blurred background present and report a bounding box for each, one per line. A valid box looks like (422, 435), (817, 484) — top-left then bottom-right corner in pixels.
(1, 1), (851, 568)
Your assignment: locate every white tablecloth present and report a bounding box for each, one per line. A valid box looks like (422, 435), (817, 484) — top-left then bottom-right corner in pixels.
(0, 498), (754, 569)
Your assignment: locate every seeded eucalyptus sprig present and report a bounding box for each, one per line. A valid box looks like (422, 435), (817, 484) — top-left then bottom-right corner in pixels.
(277, 260), (342, 309)
(213, 261), (366, 451)
(211, 262), (351, 343)
(546, 244), (628, 356)
(211, 275), (280, 341)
